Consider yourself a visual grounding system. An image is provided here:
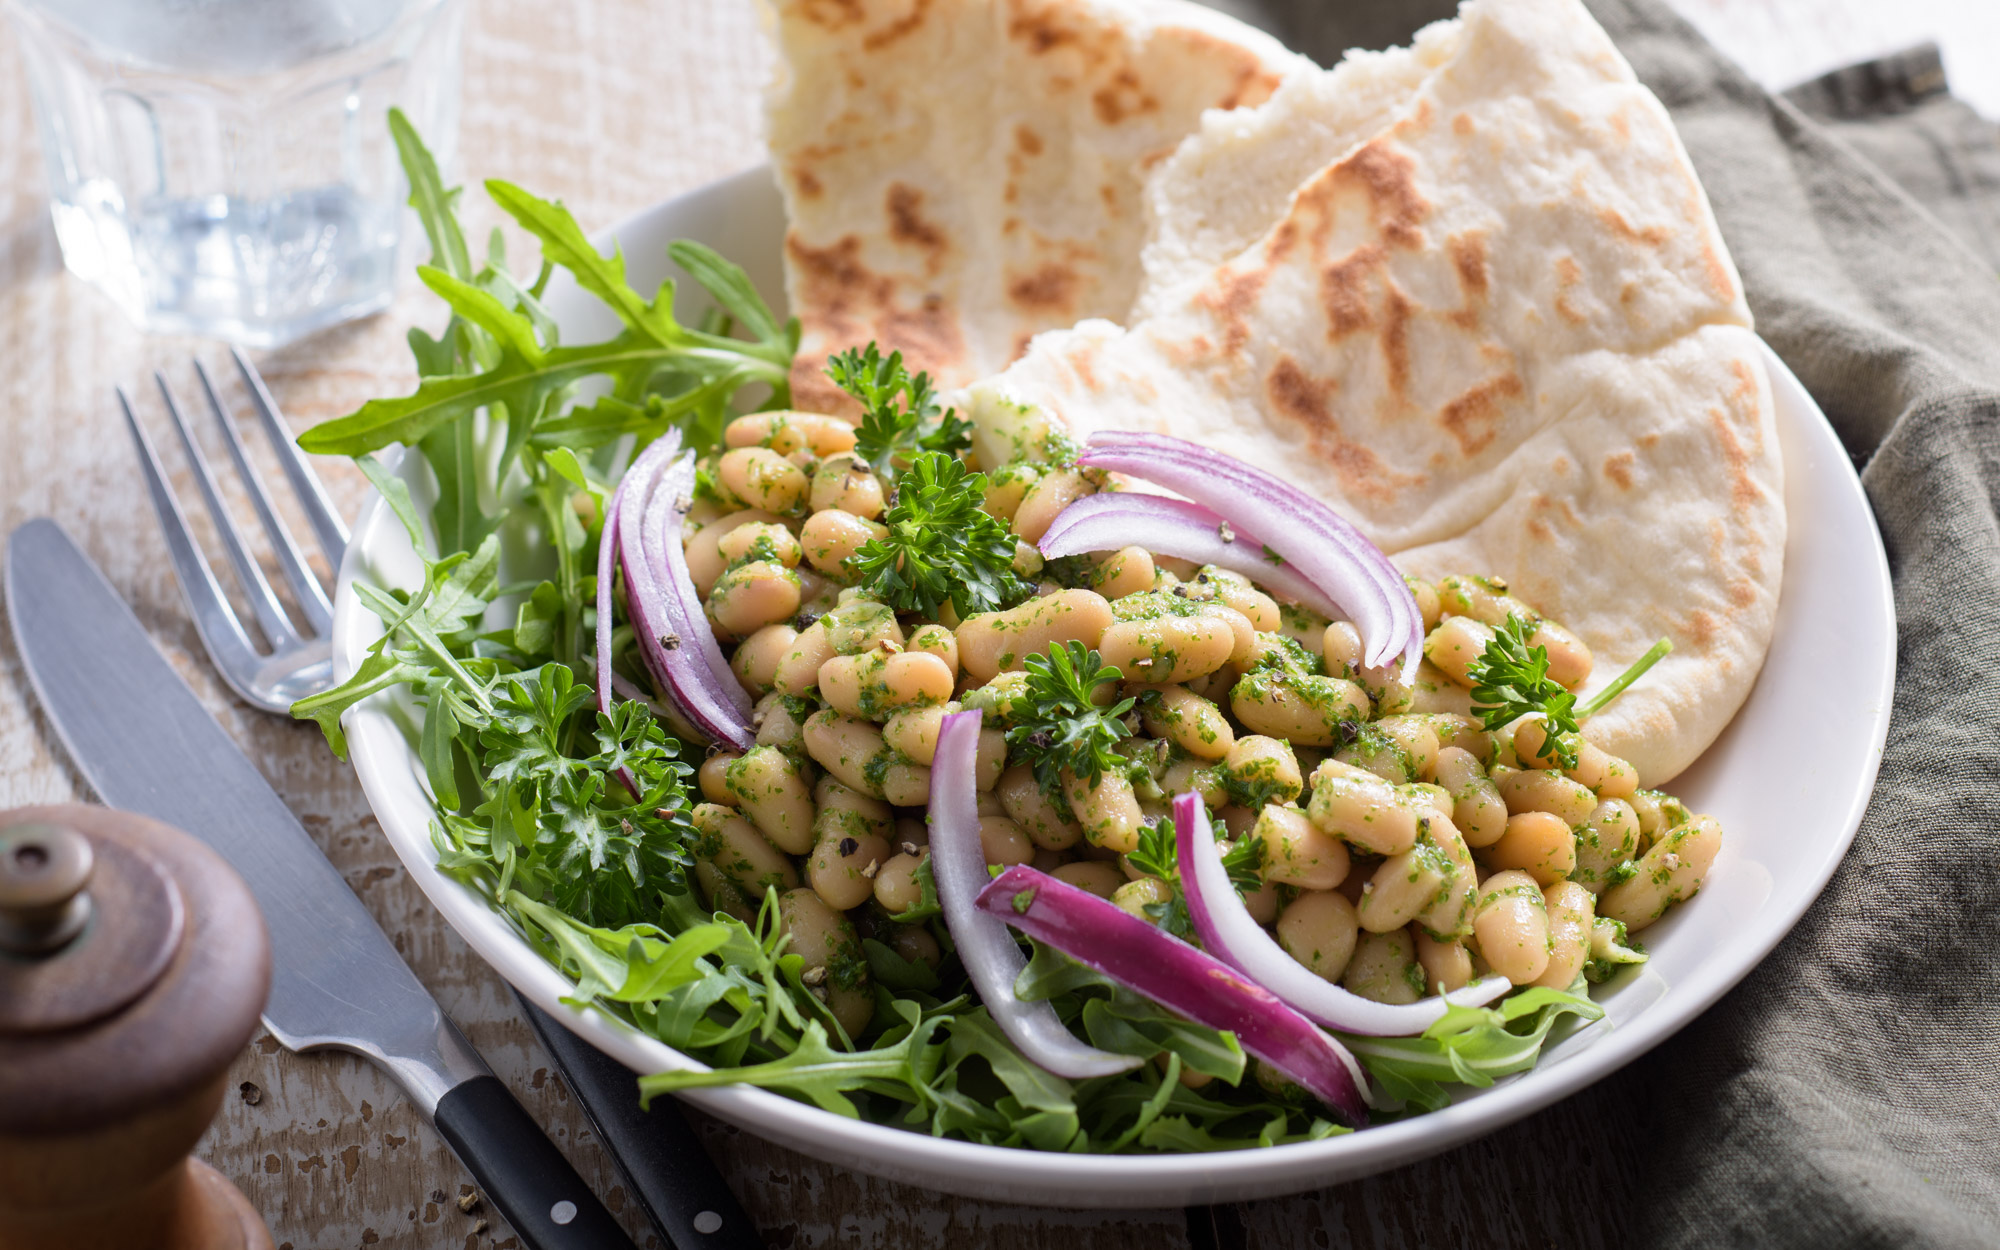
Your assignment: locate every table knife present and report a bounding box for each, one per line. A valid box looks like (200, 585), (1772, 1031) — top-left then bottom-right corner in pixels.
(5, 518), (634, 1250)
(518, 993), (764, 1249)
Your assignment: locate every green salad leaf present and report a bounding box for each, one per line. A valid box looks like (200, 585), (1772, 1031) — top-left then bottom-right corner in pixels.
(300, 114), (796, 471)
(1341, 981), (1604, 1114)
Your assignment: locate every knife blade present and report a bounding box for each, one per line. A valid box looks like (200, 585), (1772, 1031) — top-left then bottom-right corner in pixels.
(4, 518), (634, 1250)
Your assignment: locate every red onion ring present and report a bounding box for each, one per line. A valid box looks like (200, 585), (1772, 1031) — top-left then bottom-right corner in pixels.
(1173, 794), (1509, 1037)
(1077, 431), (1421, 682)
(614, 436), (754, 749)
(596, 466), (629, 724)
(642, 452), (749, 710)
(975, 864), (1370, 1126)
(930, 710), (1141, 1080)
(595, 466), (639, 796)
(1037, 492), (1341, 619)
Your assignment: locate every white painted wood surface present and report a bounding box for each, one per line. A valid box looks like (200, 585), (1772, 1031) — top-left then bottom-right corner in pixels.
(1667, 0), (2000, 119)
(0, 1), (1968, 1245)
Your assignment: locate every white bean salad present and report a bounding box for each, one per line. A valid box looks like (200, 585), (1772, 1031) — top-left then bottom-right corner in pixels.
(682, 400), (1718, 1048)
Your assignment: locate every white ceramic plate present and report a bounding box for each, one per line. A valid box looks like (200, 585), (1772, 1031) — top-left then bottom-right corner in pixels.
(334, 165), (1896, 1207)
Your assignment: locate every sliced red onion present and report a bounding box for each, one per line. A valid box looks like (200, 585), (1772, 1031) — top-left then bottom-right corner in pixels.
(931, 710), (1140, 1080)
(596, 470), (627, 723)
(1078, 431), (1421, 682)
(642, 452), (750, 709)
(595, 469), (639, 796)
(975, 865), (1370, 1126)
(1038, 492), (1340, 619)
(1174, 794), (1509, 1037)
(615, 436), (754, 749)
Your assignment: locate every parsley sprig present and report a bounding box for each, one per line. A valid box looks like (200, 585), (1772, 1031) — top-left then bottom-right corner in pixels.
(1466, 616), (1581, 767)
(1005, 642), (1135, 800)
(1467, 615), (1675, 770)
(1126, 815), (1266, 938)
(1127, 818), (1266, 894)
(848, 451), (1030, 618)
(828, 344), (972, 481)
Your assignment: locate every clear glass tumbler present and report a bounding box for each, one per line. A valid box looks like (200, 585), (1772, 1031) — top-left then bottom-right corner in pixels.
(6, 0), (463, 346)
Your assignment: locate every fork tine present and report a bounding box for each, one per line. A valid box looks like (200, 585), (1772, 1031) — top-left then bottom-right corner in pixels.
(194, 360), (333, 636)
(119, 387), (269, 702)
(231, 346), (350, 567)
(155, 372), (300, 651)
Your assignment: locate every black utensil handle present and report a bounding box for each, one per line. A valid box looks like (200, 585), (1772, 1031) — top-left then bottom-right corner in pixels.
(519, 993), (764, 1249)
(435, 1074), (638, 1250)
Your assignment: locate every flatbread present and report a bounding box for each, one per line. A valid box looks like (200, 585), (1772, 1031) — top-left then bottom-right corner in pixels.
(761, 0), (1312, 413)
(967, 0), (1784, 784)
(1136, 14), (1466, 316)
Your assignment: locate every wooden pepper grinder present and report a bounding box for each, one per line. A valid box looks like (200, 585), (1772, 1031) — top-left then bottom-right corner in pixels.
(0, 805), (274, 1250)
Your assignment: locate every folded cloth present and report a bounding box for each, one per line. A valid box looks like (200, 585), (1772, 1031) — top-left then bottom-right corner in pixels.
(1782, 41), (2000, 273)
(1583, 5), (2000, 1244)
(1251, 0), (2000, 1244)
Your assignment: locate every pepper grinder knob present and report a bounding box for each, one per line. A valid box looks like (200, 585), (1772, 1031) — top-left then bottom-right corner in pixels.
(0, 822), (95, 954)
(0, 805), (274, 1250)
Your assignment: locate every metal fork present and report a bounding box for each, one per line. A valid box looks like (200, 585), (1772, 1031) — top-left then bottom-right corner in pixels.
(120, 347), (350, 713)
(122, 349), (761, 1250)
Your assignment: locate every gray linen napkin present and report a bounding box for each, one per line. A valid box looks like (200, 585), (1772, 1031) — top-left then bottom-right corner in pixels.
(1240, 1), (2000, 1244)
(1782, 43), (2000, 272)
(1581, 5), (2000, 1244)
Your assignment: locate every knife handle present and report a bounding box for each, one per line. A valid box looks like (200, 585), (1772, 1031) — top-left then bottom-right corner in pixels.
(435, 1075), (637, 1250)
(519, 993), (765, 1249)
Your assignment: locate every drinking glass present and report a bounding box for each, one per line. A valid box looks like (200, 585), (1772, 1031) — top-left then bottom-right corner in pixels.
(6, 0), (463, 346)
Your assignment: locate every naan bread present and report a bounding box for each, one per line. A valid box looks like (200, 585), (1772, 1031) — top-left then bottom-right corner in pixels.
(761, 0), (1312, 413)
(969, 0), (1784, 784)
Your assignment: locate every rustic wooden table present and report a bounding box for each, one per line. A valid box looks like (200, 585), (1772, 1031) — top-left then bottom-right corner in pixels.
(0, 2), (1973, 1247)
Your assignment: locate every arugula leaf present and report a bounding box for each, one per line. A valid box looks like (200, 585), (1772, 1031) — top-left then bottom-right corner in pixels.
(297, 194), (791, 462)
(1138, 1110), (1349, 1152)
(388, 106), (472, 284)
(828, 344), (971, 479)
(848, 451), (1029, 617)
(638, 1016), (947, 1119)
(486, 178), (679, 346)
(1004, 641), (1135, 800)
(669, 239), (788, 348)
(945, 1011), (1081, 1149)
(883, 854), (942, 925)
(1466, 615), (1581, 768)
(1341, 981), (1603, 1113)
(291, 530), (502, 756)
(862, 937), (940, 992)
